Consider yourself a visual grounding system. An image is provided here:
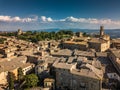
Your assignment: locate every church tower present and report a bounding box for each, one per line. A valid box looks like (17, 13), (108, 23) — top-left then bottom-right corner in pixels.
(100, 26), (104, 37)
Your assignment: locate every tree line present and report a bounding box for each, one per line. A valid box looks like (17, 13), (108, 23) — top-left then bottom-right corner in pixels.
(0, 30), (90, 43)
(1, 30), (74, 43)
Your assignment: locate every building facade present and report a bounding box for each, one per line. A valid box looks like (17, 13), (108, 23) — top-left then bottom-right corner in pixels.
(53, 57), (103, 90)
(108, 49), (120, 74)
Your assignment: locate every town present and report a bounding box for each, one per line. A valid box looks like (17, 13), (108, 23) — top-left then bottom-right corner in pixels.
(0, 26), (120, 90)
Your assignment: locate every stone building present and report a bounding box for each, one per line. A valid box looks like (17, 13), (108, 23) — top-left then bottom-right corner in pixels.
(35, 61), (49, 78)
(111, 39), (120, 49)
(62, 26), (110, 52)
(88, 26), (110, 52)
(88, 38), (110, 52)
(44, 78), (55, 90)
(35, 56), (58, 79)
(17, 29), (23, 35)
(0, 56), (34, 85)
(75, 32), (83, 37)
(0, 46), (18, 55)
(108, 49), (120, 74)
(62, 41), (88, 50)
(53, 57), (103, 90)
(61, 33), (90, 51)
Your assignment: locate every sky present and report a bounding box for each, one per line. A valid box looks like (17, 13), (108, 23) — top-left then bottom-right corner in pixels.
(0, 0), (120, 31)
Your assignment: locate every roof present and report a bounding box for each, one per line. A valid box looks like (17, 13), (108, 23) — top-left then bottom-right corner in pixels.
(74, 50), (95, 57)
(89, 38), (107, 43)
(71, 63), (103, 80)
(112, 39), (120, 43)
(53, 59), (73, 70)
(45, 56), (58, 64)
(72, 60), (103, 79)
(0, 56), (34, 73)
(53, 56), (103, 80)
(67, 56), (77, 64)
(73, 37), (90, 41)
(110, 49), (120, 58)
(44, 78), (55, 82)
(51, 49), (73, 57)
(92, 59), (102, 69)
(19, 50), (33, 56)
(63, 41), (88, 45)
(96, 52), (107, 57)
(0, 44), (4, 48)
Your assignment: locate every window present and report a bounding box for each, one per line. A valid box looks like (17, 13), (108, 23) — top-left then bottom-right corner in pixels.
(80, 83), (86, 88)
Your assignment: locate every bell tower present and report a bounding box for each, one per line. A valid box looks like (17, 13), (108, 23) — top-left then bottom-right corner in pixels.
(100, 26), (104, 37)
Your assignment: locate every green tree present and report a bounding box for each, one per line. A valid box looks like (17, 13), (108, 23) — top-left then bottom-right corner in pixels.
(7, 72), (15, 90)
(83, 32), (87, 36)
(0, 38), (6, 44)
(17, 67), (24, 82)
(66, 30), (73, 35)
(24, 74), (39, 88)
(25, 31), (33, 35)
(83, 32), (91, 37)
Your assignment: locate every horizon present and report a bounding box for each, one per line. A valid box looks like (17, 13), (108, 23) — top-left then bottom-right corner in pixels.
(1, 28), (120, 39)
(1, 0), (120, 31)
(2, 28), (120, 32)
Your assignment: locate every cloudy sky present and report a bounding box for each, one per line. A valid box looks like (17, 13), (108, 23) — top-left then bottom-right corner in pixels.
(0, 0), (120, 31)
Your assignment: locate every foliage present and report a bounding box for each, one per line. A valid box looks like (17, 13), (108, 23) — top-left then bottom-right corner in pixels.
(17, 30), (73, 42)
(0, 38), (6, 44)
(0, 30), (74, 43)
(83, 32), (91, 37)
(24, 74), (39, 88)
(0, 32), (16, 37)
(7, 72), (15, 90)
(17, 67), (24, 82)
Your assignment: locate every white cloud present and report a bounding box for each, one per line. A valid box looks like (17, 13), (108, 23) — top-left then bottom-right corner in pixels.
(1, 15), (120, 26)
(41, 16), (46, 22)
(40, 16), (53, 22)
(1, 15), (120, 30)
(47, 17), (53, 22)
(60, 16), (120, 25)
(0, 15), (37, 22)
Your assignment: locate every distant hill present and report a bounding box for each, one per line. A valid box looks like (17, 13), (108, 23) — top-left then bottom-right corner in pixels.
(31, 28), (120, 38)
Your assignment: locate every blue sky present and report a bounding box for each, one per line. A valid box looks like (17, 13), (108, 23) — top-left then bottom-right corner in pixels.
(0, 0), (120, 31)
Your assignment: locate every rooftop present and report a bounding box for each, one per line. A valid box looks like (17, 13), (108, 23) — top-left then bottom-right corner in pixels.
(74, 50), (95, 57)
(96, 52), (107, 57)
(112, 39), (120, 43)
(53, 59), (73, 70)
(71, 63), (103, 80)
(51, 49), (73, 57)
(0, 56), (34, 73)
(110, 49), (120, 58)
(63, 41), (88, 45)
(89, 38), (107, 43)
(67, 56), (77, 64)
(44, 78), (55, 82)
(53, 56), (103, 80)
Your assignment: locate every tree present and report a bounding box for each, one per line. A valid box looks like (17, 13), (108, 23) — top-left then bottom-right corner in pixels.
(24, 74), (39, 88)
(25, 31), (33, 35)
(66, 30), (73, 35)
(7, 72), (15, 90)
(17, 67), (24, 82)
(83, 32), (87, 36)
(0, 38), (6, 44)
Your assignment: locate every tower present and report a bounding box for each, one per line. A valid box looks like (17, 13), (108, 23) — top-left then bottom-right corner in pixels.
(100, 26), (104, 37)
(17, 29), (22, 35)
